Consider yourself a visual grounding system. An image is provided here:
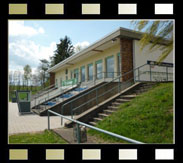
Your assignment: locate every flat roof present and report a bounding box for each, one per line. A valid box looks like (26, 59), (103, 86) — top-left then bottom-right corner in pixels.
(48, 27), (169, 73)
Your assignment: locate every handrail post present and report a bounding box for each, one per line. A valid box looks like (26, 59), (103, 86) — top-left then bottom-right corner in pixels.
(48, 110), (50, 130)
(149, 64), (152, 81)
(96, 89), (98, 105)
(138, 67), (140, 81)
(76, 124), (81, 144)
(71, 102), (73, 119)
(166, 66), (168, 81)
(61, 106), (63, 125)
(118, 76), (120, 93)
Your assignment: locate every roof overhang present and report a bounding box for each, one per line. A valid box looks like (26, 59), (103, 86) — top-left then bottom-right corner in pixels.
(48, 27), (170, 73)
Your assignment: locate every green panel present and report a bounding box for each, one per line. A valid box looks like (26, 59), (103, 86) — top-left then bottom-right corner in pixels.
(117, 52), (120, 57)
(80, 65), (85, 70)
(87, 63), (93, 67)
(62, 78), (78, 86)
(106, 55), (114, 59)
(74, 68), (79, 73)
(95, 59), (102, 64)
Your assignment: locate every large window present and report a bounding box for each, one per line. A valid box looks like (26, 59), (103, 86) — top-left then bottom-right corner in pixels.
(74, 68), (79, 82)
(80, 66), (85, 82)
(88, 63), (93, 81)
(106, 56), (114, 78)
(96, 60), (103, 79)
(117, 52), (121, 76)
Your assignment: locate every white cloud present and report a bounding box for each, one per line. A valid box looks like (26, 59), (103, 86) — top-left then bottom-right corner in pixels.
(9, 40), (57, 73)
(74, 41), (90, 53)
(9, 21), (45, 37)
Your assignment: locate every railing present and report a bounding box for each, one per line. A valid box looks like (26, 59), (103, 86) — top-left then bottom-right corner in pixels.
(33, 83), (78, 108)
(48, 109), (144, 144)
(61, 63), (173, 124)
(33, 72), (120, 109)
(31, 83), (56, 99)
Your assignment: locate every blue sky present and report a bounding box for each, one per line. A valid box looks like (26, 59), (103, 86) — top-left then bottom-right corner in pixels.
(9, 20), (135, 73)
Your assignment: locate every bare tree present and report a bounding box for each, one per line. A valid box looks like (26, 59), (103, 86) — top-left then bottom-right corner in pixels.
(38, 59), (50, 88)
(24, 65), (32, 90)
(32, 73), (40, 91)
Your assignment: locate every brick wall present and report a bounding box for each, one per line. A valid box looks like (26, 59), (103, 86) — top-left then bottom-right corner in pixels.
(120, 38), (134, 81)
(50, 72), (55, 85)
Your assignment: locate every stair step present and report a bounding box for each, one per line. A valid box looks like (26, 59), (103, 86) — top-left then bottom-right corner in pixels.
(104, 110), (115, 114)
(89, 121), (97, 126)
(108, 106), (118, 110)
(111, 102), (121, 106)
(93, 117), (103, 122)
(116, 99), (130, 102)
(98, 113), (109, 118)
(134, 89), (148, 93)
(120, 95), (137, 98)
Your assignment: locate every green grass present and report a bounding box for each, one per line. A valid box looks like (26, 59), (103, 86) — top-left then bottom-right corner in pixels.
(88, 83), (173, 144)
(9, 130), (68, 144)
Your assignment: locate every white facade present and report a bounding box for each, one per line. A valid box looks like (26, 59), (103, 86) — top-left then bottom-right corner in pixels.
(133, 40), (173, 81)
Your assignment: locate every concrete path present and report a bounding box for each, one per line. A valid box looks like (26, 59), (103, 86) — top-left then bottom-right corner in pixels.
(8, 102), (69, 135)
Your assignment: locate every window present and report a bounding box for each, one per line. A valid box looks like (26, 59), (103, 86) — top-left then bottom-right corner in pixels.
(117, 52), (121, 76)
(65, 69), (68, 75)
(74, 68), (79, 82)
(106, 56), (114, 78)
(88, 63), (93, 81)
(96, 60), (103, 79)
(80, 66), (85, 82)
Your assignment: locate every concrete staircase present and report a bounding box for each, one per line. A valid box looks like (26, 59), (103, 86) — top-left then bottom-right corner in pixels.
(88, 82), (156, 126)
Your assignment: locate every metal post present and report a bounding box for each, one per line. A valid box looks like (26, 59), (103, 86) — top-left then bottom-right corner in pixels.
(96, 89), (98, 105)
(149, 65), (152, 81)
(118, 77), (120, 93)
(71, 102), (73, 118)
(45, 98), (46, 109)
(166, 66), (168, 81)
(61, 106), (63, 125)
(76, 124), (81, 144)
(48, 111), (50, 130)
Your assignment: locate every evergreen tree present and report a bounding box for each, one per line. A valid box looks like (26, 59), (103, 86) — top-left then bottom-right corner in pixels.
(50, 36), (74, 66)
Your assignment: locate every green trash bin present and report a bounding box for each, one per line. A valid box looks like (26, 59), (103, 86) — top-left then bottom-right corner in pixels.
(16, 90), (31, 114)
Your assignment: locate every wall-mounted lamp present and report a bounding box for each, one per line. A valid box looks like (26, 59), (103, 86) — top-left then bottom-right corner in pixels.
(112, 38), (117, 43)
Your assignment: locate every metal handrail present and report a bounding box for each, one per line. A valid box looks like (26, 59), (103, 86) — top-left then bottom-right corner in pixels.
(33, 83), (56, 98)
(71, 77), (134, 118)
(71, 71), (151, 117)
(61, 63), (173, 123)
(48, 109), (144, 144)
(36, 84), (78, 107)
(61, 64), (147, 121)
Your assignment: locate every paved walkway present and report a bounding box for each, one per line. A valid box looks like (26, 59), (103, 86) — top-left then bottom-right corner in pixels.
(8, 102), (69, 135)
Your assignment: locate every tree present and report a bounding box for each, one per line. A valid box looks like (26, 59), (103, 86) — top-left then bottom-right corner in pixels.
(31, 73), (40, 91)
(37, 59), (50, 88)
(132, 20), (173, 62)
(50, 36), (74, 66)
(9, 71), (14, 86)
(23, 64), (32, 90)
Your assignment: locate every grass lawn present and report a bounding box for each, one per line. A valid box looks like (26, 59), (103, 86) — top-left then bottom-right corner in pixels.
(88, 83), (173, 144)
(9, 130), (68, 144)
